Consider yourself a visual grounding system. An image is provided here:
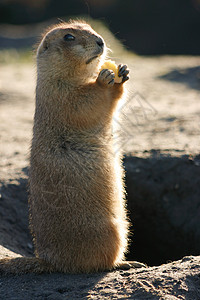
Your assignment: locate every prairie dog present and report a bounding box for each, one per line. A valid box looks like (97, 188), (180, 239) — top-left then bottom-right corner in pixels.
(0, 21), (144, 273)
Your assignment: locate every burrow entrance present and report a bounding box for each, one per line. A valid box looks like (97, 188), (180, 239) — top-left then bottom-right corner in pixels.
(124, 154), (200, 266)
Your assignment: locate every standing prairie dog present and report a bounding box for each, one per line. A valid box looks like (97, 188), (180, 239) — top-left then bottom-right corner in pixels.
(0, 21), (145, 274)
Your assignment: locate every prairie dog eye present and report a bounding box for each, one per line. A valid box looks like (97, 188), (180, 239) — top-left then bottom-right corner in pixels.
(64, 34), (75, 41)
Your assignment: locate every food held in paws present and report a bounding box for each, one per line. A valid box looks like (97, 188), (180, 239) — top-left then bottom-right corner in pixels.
(100, 60), (122, 83)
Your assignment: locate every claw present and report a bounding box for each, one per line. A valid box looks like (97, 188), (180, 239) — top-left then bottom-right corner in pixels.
(108, 78), (115, 85)
(106, 71), (115, 79)
(118, 65), (128, 77)
(122, 75), (129, 83)
(100, 69), (108, 75)
(119, 70), (129, 78)
(115, 261), (147, 270)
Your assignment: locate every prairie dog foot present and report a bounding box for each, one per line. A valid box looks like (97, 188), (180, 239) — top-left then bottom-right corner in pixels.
(115, 261), (146, 270)
(97, 69), (115, 87)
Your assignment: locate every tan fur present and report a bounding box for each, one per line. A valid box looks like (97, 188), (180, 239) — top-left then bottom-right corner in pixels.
(0, 21), (144, 274)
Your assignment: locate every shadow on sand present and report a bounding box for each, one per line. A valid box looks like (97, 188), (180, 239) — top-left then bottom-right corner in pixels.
(158, 66), (200, 90)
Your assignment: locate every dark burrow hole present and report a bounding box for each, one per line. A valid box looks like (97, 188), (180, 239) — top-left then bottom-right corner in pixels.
(124, 154), (200, 266)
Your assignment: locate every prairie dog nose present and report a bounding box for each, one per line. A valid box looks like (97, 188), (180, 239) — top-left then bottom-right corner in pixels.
(96, 38), (104, 48)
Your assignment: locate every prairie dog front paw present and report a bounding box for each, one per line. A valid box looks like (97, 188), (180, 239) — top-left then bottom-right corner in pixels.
(100, 60), (129, 84)
(97, 69), (115, 87)
(118, 64), (129, 83)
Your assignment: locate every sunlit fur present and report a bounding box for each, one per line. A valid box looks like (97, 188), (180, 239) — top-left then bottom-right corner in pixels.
(0, 21), (129, 274)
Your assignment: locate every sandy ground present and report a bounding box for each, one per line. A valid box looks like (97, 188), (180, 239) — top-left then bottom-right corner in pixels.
(0, 256), (200, 299)
(1, 55), (200, 176)
(0, 55), (200, 298)
(119, 55), (200, 155)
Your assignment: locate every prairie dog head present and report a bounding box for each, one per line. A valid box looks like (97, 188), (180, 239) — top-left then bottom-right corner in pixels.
(37, 21), (106, 82)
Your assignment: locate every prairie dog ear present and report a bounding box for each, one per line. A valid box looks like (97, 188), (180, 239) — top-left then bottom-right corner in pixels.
(37, 37), (49, 55)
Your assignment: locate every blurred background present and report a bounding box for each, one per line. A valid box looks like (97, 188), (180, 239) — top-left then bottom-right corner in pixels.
(0, 0), (200, 55)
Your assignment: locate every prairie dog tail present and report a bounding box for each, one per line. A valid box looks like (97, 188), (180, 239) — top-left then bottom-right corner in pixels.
(0, 257), (146, 275)
(0, 257), (53, 274)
